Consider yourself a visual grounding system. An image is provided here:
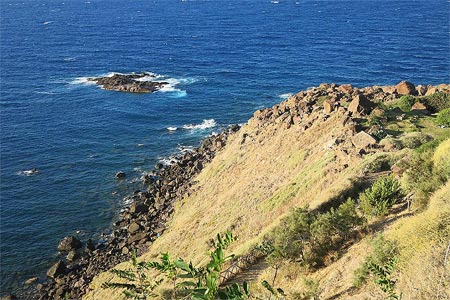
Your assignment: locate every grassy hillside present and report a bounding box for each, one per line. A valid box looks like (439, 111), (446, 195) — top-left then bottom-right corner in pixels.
(84, 83), (450, 300)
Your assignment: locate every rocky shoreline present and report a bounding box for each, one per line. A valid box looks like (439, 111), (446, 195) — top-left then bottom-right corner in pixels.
(88, 73), (168, 93)
(26, 125), (240, 300)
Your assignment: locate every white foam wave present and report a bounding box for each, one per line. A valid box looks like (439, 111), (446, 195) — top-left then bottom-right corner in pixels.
(278, 93), (293, 99)
(178, 145), (195, 153)
(183, 119), (217, 130)
(17, 169), (39, 176)
(42, 21), (52, 25)
(70, 77), (96, 85)
(167, 127), (178, 131)
(158, 157), (178, 166)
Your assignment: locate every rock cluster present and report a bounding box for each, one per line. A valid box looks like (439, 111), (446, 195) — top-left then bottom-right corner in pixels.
(35, 125), (240, 300)
(88, 73), (168, 93)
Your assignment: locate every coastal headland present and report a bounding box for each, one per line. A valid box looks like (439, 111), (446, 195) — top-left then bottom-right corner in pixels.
(24, 81), (450, 300)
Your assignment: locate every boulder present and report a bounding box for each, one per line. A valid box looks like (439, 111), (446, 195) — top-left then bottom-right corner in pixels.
(128, 221), (141, 234)
(24, 277), (38, 285)
(415, 85), (428, 96)
(130, 202), (149, 214)
(348, 94), (373, 115)
(380, 86), (396, 94)
(67, 250), (81, 262)
(323, 100), (333, 114)
(57, 236), (82, 252)
(337, 84), (353, 94)
(395, 81), (416, 95)
(351, 131), (377, 149)
(410, 102), (428, 114)
(115, 171), (126, 179)
(47, 260), (66, 278)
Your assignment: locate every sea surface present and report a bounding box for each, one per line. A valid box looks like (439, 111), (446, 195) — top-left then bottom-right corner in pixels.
(0, 0), (449, 295)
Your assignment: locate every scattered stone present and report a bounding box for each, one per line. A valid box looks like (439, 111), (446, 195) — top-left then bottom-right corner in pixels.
(351, 131), (377, 149)
(348, 94), (373, 115)
(128, 222), (141, 234)
(47, 260), (66, 278)
(416, 85), (428, 96)
(67, 250), (81, 262)
(323, 100), (333, 114)
(411, 102), (428, 114)
(57, 236), (82, 252)
(337, 84), (352, 94)
(395, 81), (416, 95)
(24, 277), (38, 285)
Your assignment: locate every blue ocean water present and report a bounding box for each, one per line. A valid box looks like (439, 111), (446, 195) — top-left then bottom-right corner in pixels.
(0, 0), (448, 294)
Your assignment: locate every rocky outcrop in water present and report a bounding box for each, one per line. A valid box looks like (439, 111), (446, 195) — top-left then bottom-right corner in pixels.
(35, 125), (240, 300)
(88, 73), (168, 93)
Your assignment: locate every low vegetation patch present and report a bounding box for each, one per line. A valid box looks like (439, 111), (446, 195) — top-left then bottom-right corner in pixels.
(422, 92), (450, 113)
(358, 175), (402, 217)
(436, 108), (450, 127)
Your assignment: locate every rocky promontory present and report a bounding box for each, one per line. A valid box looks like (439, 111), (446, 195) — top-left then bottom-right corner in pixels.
(88, 73), (168, 93)
(29, 80), (450, 300)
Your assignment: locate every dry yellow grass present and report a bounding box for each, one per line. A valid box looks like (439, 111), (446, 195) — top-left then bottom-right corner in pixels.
(84, 104), (450, 300)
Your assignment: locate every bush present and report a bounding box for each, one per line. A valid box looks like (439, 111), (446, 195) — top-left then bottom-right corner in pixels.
(399, 132), (432, 149)
(269, 207), (313, 261)
(359, 175), (402, 217)
(423, 92), (450, 113)
(268, 200), (363, 268)
(436, 108), (450, 127)
(395, 95), (416, 112)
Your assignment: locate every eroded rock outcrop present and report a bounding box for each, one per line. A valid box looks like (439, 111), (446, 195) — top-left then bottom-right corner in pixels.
(88, 73), (168, 93)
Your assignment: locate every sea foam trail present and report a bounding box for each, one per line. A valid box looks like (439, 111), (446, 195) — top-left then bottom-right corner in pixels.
(182, 119), (217, 130)
(278, 93), (293, 99)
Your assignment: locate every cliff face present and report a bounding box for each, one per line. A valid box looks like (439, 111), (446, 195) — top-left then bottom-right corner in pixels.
(85, 82), (450, 300)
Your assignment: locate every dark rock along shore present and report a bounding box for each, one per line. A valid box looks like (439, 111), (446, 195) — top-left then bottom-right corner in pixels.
(30, 125), (240, 300)
(88, 73), (169, 93)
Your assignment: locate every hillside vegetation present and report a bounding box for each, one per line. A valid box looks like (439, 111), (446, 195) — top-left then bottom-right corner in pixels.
(84, 82), (450, 300)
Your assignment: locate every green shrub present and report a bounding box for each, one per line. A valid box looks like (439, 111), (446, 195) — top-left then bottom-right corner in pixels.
(269, 207), (313, 261)
(268, 200), (363, 268)
(395, 95), (416, 112)
(359, 175), (402, 217)
(423, 92), (450, 113)
(399, 132), (432, 149)
(436, 108), (450, 127)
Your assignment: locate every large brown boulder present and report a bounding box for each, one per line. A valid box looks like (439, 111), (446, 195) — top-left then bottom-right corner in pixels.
(323, 100), (333, 114)
(411, 102), (428, 114)
(348, 94), (373, 115)
(337, 84), (353, 94)
(395, 81), (416, 95)
(351, 131), (377, 149)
